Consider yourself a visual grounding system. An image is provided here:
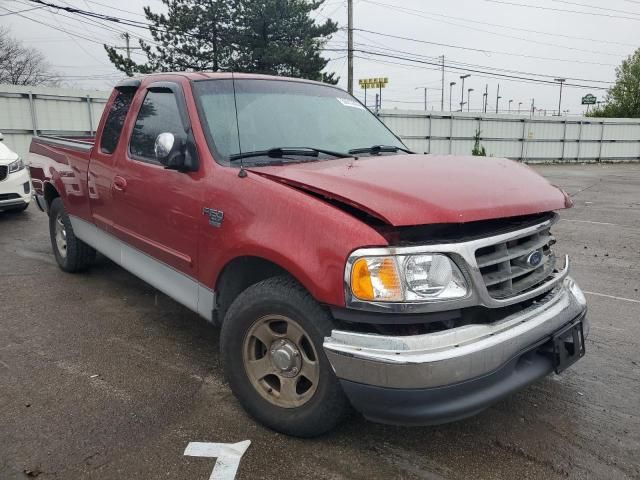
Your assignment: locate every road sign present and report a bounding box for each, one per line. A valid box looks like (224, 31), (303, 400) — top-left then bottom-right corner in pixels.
(359, 77), (389, 89)
(582, 94), (597, 105)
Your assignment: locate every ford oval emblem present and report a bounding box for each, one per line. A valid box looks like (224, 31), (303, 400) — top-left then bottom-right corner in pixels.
(526, 250), (543, 267)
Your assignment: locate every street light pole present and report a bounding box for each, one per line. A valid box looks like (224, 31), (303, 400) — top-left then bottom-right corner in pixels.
(483, 84), (488, 113)
(347, 0), (354, 94)
(495, 83), (501, 114)
(530, 98), (535, 118)
(554, 78), (566, 116)
(415, 87), (428, 111)
(449, 81), (456, 112)
(508, 99), (513, 113)
(518, 102), (522, 114)
(459, 75), (470, 111)
(468, 88), (474, 112)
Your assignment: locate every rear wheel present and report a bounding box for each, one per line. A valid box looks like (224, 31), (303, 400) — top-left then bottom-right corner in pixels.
(49, 197), (95, 272)
(221, 276), (351, 437)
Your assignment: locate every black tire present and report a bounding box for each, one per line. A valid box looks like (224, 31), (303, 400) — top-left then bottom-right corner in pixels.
(49, 197), (96, 272)
(221, 276), (352, 437)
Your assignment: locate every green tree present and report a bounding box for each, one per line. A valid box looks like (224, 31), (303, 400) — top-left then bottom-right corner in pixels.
(105, 0), (238, 75)
(104, 0), (338, 83)
(236, 0), (339, 83)
(472, 128), (486, 156)
(588, 48), (640, 118)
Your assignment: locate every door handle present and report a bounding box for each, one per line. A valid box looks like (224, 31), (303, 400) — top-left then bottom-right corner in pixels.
(113, 175), (128, 192)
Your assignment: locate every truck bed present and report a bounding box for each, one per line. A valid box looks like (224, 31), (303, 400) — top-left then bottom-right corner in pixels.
(28, 135), (96, 220)
(31, 134), (96, 152)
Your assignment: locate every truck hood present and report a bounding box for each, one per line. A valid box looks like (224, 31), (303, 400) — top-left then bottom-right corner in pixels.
(248, 154), (569, 226)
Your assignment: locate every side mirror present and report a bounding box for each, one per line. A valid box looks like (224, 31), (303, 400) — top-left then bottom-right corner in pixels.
(154, 131), (198, 172)
(154, 132), (176, 161)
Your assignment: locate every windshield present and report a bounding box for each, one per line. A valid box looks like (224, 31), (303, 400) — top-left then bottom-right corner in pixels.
(192, 78), (405, 165)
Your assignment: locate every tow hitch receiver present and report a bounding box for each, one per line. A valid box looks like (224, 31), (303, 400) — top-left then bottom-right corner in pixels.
(549, 318), (586, 374)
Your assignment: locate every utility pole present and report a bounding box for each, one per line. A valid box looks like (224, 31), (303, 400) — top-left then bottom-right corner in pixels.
(449, 81), (456, 112)
(554, 78), (566, 116)
(347, 0), (354, 94)
(483, 84), (488, 113)
(440, 55), (445, 112)
(112, 32), (142, 62)
(459, 74), (470, 111)
(468, 88), (474, 112)
(122, 32), (131, 60)
(495, 84), (501, 114)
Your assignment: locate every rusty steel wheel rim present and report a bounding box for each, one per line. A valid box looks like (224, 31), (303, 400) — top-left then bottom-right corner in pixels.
(243, 314), (320, 408)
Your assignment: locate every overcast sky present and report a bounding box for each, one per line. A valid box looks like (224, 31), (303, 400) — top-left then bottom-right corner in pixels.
(1, 0), (636, 115)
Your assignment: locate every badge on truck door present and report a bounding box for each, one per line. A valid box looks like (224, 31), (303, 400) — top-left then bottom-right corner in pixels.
(203, 207), (224, 228)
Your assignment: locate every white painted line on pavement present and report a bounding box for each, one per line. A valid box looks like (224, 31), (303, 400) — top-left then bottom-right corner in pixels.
(184, 440), (251, 480)
(584, 291), (640, 304)
(589, 325), (625, 332)
(562, 219), (637, 229)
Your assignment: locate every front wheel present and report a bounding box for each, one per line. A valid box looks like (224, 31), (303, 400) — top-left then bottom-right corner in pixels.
(49, 197), (96, 272)
(220, 276), (352, 437)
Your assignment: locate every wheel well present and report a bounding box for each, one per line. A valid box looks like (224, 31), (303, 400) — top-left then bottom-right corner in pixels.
(214, 256), (288, 326)
(43, 183), (60, 212)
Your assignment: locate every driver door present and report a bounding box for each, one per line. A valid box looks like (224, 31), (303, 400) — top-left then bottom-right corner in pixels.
(109, 81), (201, 282)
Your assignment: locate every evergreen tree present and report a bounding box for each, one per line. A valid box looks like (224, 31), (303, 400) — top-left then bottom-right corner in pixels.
(104, 0), (338, 83)
(105, 0), (238, 75)
(236, 0), (338, 83)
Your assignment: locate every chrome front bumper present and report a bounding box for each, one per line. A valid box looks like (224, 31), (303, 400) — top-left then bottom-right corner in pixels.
(324, 277), (588, 390)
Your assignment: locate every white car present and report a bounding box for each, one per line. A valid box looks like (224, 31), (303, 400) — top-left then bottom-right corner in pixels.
(0, 132), (32, 213)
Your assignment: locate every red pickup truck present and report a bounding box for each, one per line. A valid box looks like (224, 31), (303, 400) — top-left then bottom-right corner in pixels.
(28, 73), (588, 437)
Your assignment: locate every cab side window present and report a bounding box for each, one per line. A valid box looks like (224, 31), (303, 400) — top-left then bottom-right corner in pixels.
(100, 89), (135, 154)
(129, 90), (184, 164)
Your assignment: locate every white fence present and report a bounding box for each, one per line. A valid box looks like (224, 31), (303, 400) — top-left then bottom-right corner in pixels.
(0, 84), (109, 157)
(379, 110), (640, 163)
(1, 84), (639, 163)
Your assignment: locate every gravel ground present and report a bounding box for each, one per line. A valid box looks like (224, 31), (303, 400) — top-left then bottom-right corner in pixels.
(0, 163), (638, 480)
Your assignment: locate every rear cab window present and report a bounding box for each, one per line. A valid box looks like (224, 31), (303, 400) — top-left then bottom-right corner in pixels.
(100, 89), (135, 154)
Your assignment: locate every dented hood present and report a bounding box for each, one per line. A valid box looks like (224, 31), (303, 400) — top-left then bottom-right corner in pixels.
(248, 154), (569, 226)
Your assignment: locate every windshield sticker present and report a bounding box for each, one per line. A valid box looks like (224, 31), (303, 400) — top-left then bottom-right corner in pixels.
(337, 98), (366, 110)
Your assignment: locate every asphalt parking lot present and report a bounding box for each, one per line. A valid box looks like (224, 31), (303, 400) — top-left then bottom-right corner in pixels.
(1, 163), (638, 480)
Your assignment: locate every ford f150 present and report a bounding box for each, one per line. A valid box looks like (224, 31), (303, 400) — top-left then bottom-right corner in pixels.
(28, 73), (588, 437)
(0, 132), (31, 212)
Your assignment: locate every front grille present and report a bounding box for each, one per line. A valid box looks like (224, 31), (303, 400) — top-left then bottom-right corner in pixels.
(0, 165), (7, 182)
(475, 224), (556, 299)
(0, 193), (20, 201)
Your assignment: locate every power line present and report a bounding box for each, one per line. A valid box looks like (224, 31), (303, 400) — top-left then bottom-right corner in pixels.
(0, 5), (45, 16)
(353, 41), (613, 84)
(329, 48), (611, 90)
(361, 0), (624, 57)
(352, 28), (617, 67)
(83, 0), (148, 18)
(360, 0), (636, 48)
(485, 0), (640, 21)
(0, 5), (108, 46)
(353, 53), (604, 95)
(552, 0), (640, 17)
